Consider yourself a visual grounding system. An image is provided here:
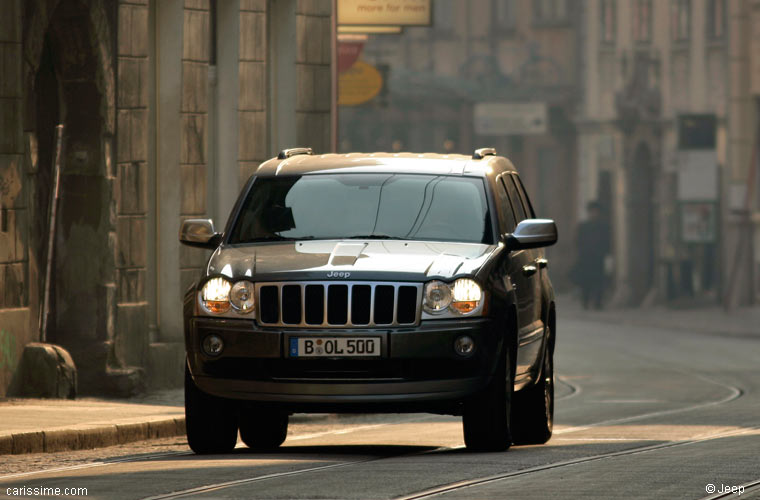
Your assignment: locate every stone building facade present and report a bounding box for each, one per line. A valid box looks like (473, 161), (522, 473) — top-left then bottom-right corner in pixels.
(0, 0), (334, 397)
(576, 0), (742, 306)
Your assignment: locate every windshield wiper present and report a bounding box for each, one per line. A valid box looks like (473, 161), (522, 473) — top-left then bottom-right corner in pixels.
(241, 235), (319, 243)
(240, 235), (295, 242)
(346, 234), (407, 240)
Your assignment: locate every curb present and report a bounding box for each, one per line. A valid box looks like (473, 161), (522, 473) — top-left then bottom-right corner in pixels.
(0, 417), (186, 456)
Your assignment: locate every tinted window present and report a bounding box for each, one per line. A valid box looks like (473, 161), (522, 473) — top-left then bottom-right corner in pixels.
(229, 174), (493, 244)
(513, 175), (536, 218)
(494, 176), (516, 233)
(501, 175), (527, 222)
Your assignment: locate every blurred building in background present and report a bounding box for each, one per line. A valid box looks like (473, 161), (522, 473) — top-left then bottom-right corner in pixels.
(338, 0), (582, 288)
(0, 0), (334, 397)
(577, 0), (760, 307)
(725, 0), (760, 308)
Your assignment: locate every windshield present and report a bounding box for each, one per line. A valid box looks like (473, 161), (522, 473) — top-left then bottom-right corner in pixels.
(228, 174), (492, 244)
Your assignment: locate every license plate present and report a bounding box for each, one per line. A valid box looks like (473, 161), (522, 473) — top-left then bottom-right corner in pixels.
(289, 337), (381, 357)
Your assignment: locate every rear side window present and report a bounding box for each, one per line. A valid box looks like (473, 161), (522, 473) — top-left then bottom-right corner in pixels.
(501, 175), (527, 222)
(494, 176), (516, 233)
(513, 175), (536, 218)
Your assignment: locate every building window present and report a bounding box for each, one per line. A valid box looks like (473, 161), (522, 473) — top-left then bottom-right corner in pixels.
(493, 0), (516, 32)
(632, 0), (652, 43)
(533, 0), (569, 26)
(706, 0), (726, 39)
(671, 0), (691, 41)
(600, 0), (616, 44)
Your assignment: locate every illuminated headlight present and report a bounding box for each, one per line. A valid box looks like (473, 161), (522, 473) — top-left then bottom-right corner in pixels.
(230, 280), (255, 313)
(423, 280), (453, 313)
(201, 277), (231, 313)
(451, 278), (482, 314)
(423, 278), (483, 315)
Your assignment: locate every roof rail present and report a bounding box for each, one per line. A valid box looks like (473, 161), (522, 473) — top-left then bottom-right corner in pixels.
(472, 148), (496, 160)
(277, 147), (314, 159)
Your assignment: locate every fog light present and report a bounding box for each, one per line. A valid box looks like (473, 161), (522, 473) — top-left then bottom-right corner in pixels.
(454, 335), (475, 356)
(202, 334), (224, 356)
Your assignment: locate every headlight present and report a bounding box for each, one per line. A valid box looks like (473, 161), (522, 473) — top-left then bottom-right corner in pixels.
(201, 277), (231, 313)
(423, 278), (483, 315)
(423, 280), (453, 313)
(230, 280), (255, 313)
(451, 278), (482, 314)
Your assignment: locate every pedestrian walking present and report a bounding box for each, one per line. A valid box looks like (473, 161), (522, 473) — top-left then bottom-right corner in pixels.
(572, 201), (611, 309)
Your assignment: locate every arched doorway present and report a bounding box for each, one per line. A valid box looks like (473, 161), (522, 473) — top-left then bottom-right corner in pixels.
(626, 143), (656, 304)
(27, 0), (115, 391)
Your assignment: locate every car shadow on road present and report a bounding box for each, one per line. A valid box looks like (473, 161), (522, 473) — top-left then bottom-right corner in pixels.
(168, 443), (441, 461)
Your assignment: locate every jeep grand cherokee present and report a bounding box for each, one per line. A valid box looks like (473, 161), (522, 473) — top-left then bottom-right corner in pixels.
(180, 147), (558, 453)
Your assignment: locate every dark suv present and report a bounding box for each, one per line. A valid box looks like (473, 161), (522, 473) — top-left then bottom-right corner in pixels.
(180, 147), (558, 453)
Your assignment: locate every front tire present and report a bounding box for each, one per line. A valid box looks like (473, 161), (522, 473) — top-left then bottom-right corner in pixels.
(239, 409), (289, 451)
(462, 346), (513, 452)
(185, 363), (238, 454)
(511, 334), (554, 445)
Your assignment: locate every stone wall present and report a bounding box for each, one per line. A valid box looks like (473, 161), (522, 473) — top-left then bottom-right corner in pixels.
(179, 0), (211, 295)
(0, 0), (31, 397)
(0, 0), (335, 396)
(238, 0), (267, 183)
(0, 0), (25, 311)
(115, 0), (150, 367)
(296, 0), (332, 152)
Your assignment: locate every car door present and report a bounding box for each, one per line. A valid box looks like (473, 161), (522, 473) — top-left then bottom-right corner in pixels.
(502, 174), (543, 377)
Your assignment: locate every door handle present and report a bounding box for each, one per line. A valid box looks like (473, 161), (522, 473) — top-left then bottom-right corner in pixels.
(522, 264), (537, 277)
(536, 258), (548, 269)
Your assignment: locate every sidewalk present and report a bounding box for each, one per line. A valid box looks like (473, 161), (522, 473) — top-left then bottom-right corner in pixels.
(559, 293), (760, 339)
(0, 389), (185, 456)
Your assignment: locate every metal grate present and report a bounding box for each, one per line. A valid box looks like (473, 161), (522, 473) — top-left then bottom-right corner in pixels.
(255, 282), (422, 328)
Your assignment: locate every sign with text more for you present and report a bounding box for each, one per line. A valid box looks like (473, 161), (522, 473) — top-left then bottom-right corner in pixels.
(338, 0), (431, 26)
(474, 102), (548, 136)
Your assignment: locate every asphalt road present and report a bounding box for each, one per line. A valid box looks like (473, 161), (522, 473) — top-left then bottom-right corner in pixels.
(2, 315), (759, 500)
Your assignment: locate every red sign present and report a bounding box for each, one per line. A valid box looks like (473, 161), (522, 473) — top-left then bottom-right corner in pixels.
(338, 41), (365, 73)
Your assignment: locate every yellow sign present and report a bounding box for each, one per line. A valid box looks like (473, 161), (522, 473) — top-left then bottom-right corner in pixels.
(338, 25), (403, 34)
(338, 61), (383, 106)
(338, 0), (431, 26)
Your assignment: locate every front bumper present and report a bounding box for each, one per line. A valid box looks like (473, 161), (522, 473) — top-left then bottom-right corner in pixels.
(186, 316), (503, 412)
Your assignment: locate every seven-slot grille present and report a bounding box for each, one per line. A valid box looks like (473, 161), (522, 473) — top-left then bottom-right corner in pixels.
(255, 282), (422, 328)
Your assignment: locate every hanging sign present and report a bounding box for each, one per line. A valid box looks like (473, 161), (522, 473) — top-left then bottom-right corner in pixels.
(338, 0), (431, 26)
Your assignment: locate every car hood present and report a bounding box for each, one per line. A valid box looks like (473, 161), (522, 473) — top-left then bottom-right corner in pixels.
(206, 240), (496, 282)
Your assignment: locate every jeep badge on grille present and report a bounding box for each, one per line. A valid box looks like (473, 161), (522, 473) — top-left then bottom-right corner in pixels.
(327, 271), (351, 278)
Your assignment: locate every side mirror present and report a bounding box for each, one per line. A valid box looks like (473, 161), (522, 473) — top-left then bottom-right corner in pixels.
(179, 219), (222, 249)
(503, 219), (558, 250)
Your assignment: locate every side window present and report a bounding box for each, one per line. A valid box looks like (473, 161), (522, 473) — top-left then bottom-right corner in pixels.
(502, 175), (527, 222)
(494, 176), (516, 233)
(513, 175), (536, 218)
